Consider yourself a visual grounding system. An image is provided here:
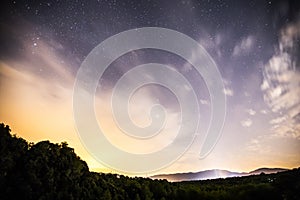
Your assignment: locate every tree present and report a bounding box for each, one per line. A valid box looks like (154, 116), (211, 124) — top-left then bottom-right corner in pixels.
(0, 123), (28, 200)
(1, 123), (299, 200)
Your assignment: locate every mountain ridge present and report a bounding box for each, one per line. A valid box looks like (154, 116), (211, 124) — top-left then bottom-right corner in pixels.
(151, 167), (288, 182)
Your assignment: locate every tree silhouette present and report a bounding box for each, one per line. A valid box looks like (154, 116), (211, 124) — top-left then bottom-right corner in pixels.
(0, 122), (299, 200)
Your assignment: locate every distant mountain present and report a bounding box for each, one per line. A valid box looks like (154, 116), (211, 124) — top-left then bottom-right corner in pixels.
(249, 168), (287, 175)
(151, 168), (288, 182)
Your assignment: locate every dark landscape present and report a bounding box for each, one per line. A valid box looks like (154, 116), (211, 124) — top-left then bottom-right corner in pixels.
(1, 123), (299, 200)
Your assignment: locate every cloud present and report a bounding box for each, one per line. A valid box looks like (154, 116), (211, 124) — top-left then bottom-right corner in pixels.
(270, 116), (287, 125)
(244, 91), (250, 97)
(260, 110), (268, 114)
(1, 36), (76, 86)
(271, 117), (300, 139)
(222, 79), (234, 96)
(200, 99), (209, 105)
(232, 35), (255, 57)
(181, 35), (223, 73)
(260, 80), (269, 90)
(270, 108), (300, 139)
(223, 88), (234, 96)
(246, 109), (256, 116)
(246, 137), (271, 154)
(241, 119), (253, 127)
(197, 31), (229, 59)
(246, 139), (259, 152)
(0, 37), (76, 102)
(280, 20), (300, 50)
(261, 19), (300, 139)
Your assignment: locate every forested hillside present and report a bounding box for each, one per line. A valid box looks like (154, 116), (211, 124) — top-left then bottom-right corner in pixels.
(1, 123), (299, 200)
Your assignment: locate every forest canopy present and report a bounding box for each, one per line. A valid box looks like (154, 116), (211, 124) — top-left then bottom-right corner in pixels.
(0, 123), (299, 200)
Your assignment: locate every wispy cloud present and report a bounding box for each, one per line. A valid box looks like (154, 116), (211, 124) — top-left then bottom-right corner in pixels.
(246, 136), (271, 154)
(260, 110), (268, 114)
(246, 109), (256, 116)
(198, 32), (227, 59)
(200, 99), (209, 105)
(241, 119), (253, 127)
(223, 88), (234, 96)
(222, 79), (234, 96)
(232, 35), (255, 57)
(261, 19), (300, 139)
(270, 116), (287, 125)
(0, 37), (76, 102)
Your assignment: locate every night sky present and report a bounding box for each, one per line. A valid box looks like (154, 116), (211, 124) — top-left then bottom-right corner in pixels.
(0, 0), (300, 175)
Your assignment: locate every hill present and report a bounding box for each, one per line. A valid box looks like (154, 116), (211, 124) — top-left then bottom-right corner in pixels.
(151, 168), (288, 182)
(249, 168), (287, 175)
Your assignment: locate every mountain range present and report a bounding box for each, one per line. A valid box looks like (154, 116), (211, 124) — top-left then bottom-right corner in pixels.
(151, 168), (288, 182)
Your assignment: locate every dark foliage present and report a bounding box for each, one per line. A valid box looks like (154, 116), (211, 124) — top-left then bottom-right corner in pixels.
(0, 123), (299, 199)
